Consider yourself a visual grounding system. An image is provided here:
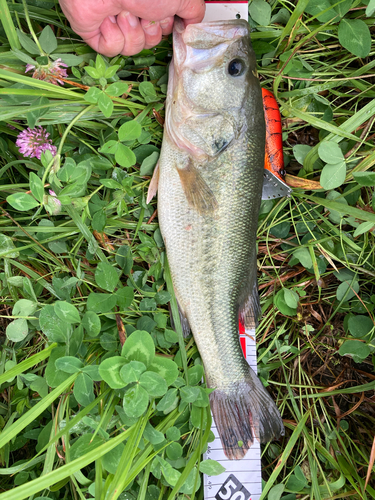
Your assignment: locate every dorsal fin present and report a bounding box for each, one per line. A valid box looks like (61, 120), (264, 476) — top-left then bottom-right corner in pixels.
(238, 280), (261, 329)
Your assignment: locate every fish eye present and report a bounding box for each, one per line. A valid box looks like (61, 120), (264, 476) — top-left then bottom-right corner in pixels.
(227, 59), (245, 77)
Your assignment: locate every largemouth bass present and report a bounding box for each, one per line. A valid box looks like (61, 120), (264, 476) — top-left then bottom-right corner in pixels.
(149, 17), (284, 460)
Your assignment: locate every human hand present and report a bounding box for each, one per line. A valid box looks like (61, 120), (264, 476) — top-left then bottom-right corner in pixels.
(59, 0), (205, 57)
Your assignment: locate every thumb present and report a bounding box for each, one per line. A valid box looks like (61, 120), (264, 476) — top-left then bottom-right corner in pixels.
(176, 0), (206, 25)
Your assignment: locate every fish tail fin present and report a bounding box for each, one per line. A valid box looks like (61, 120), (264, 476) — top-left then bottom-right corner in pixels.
(210, 368), (284, 460)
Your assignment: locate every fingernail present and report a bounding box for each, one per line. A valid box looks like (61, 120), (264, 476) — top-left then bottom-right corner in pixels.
(123, 11), (139, 28)
(108, 15), (117, 24)
(160, 17), (171, 29)
(143, 21), (160, 35)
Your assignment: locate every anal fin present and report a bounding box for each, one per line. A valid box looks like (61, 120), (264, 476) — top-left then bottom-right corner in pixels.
(146, 162), (159, 204)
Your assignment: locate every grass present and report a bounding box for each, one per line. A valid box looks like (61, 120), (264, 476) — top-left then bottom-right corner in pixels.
(0, 0), (374, 499)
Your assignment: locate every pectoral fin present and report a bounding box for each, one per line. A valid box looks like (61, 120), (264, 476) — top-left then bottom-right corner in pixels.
(146, 162), (159, 204)
(177, 161), (218, 215)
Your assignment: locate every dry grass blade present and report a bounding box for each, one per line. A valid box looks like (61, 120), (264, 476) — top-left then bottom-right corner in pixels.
(364, 435), (375, 492)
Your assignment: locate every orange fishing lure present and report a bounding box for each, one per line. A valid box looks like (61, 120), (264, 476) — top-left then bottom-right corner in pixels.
(262, 88), (285, 181)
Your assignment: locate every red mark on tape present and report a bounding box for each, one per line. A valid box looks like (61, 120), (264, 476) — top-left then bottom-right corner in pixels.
(239, 320), (246, 357)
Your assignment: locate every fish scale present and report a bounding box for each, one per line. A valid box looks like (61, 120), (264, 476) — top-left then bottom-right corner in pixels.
(155, 17), (284, 460)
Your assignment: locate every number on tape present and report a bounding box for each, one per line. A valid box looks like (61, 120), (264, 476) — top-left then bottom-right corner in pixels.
(215, 474), (251, 500)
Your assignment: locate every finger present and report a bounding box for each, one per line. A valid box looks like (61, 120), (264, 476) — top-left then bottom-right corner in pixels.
(159, 16), (174, 36)
(78, 17), (126, 57)
(141, 19), (162, 50)
(178, 0), (206, 25)
(117, 10), (146, 56)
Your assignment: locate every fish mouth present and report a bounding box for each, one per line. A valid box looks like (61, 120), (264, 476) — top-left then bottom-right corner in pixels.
(173, 17), (249, 44)
(173, 17), (249, 70)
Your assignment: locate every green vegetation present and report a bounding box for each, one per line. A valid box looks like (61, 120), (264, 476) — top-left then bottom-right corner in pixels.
(0, 0), (374, 499)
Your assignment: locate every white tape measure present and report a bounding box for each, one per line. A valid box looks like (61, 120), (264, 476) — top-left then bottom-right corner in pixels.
(201, 6), (262, 499)
(203, 1), (249, 23)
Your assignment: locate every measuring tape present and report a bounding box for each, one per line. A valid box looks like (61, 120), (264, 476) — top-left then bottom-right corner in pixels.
(203, 1), (249, 22)
(201, 4), (262, 500)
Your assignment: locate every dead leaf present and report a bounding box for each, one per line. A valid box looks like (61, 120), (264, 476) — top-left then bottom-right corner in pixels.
(116, 314), (126, 346)
(285, 174), (322, 190)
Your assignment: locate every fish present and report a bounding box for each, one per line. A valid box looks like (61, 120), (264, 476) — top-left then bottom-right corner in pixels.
(148, 17), (284, 460)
